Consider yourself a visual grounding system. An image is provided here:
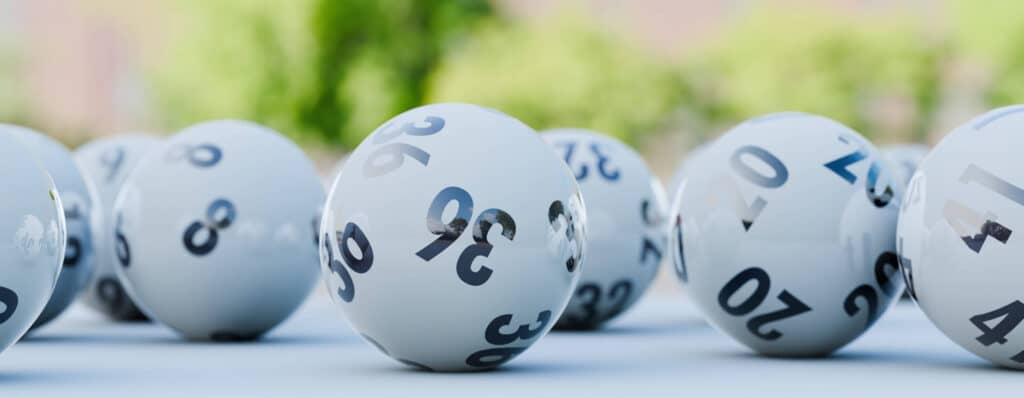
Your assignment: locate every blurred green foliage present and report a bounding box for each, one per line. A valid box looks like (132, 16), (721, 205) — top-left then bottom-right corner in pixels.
(146, 1), (1024, 150)
(427, 11), (684, 145)
(153, 0), (492, 148)
(688, 7), (943, 141)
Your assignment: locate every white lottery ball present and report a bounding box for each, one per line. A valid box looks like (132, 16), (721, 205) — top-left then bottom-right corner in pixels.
(74, 134), (159, 321)
(881, 144), (929, 188)
(543, 129), (666, 329)
(898, 105), (1024, 369)
(671, 112), (903, 356)
(321, 103), (586, 371)
(114, 120), (323, 341)
(2, 125), (94, 330)
(0, 131), (65, 353)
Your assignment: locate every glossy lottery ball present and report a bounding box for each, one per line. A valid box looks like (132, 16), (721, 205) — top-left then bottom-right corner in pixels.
(881, 144), (929, 188)
(0, 131), (65, 354)
(898, 105), (1024, 369)
(114, 120), (323, 341)
(543, 129), (665, 329)
(2, 124), (94, 330)
(321, 103), (586, 371)
(671, 112), (904, 356)
(74, 134), (159, 321)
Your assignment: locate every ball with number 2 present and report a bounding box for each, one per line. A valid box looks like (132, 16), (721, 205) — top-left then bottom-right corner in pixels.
(321, 103), (586, 371)
(671, 112), (903, 356)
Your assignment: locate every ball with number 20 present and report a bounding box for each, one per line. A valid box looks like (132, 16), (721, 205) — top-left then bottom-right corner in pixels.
(671, 112), (903, 356)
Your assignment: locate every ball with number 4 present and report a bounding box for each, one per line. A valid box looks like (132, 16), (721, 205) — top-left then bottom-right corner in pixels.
(114, 120), (323, 341)
(0, 131), (65, 353)
(671, 112), (903, 356)
(321, 103), (586, 371)
(898, 105), (1024, 369)
(75, 134), (160, 321)
(543, 129), (666, 329)
(2, 125), (95, 330)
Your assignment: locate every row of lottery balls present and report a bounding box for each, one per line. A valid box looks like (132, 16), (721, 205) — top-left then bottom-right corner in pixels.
(0, 103), (1019, 372)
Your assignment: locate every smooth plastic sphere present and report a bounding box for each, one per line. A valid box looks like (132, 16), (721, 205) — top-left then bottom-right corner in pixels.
(2, 124), (94, 330)
(114, 121), (323, 341)
(898, 105), (1024, 369)
(74, 135), (159, 321)
(881, 144), (929, 188)
(671, 112), (904, 356)
(321, 103), (585, 371)
(543, 129), (666, 329)
(0, 131), (65, 354)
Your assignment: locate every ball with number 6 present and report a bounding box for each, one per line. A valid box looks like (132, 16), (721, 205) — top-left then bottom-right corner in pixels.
(74, 134), (160, 321)
(321, 103), (586, 371)
(543, 129), (666, 330)
(114, 120), (324, 341)
(0, 131), (65, 354)
(898, 105), (1024, 369)
(671, 112), (904, 356)
(2, 125), (95, 330)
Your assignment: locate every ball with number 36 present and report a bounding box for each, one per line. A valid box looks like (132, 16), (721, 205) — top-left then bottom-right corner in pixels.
(543, 129), (666, 330)
(114, 120), (324, 341)
(671, 112), (903, 356)
(321, 103), (586, 371)
(899, 105), (1024, 369)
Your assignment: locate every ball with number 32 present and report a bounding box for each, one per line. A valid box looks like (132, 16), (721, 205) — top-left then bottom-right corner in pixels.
(671, 112), (903, 356)
(543, 129), (666, 330)
(321, 103), (586, 371)
(114, 120), (324, 341)
(899, 105), (1024, 369)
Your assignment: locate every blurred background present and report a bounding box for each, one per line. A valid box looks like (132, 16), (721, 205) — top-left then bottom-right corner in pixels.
(0, 0), (1018, 178)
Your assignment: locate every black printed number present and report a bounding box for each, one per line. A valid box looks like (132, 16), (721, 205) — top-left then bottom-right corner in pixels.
(115, 212), (131, 268)
(416, 186), (516, 286)
(364, 116), (445, 177)
(564, 280), (634, 328)
(558, 141), (620, 182)
(63, 202), (83, 267)
(183, 199), (236, 256)
(728, 145), (788, 231)
(717, 267), (812, 341)
(548, 199), (583, 273)
(842, 252), (900, 329)
(324, 222), (375, 303)
(942, 164), (1023, 253)
(0, 286), (18, 325)
(970, 301), (1024, 363)
(466, 310), (552, 368)
(823, 135), (894, 207)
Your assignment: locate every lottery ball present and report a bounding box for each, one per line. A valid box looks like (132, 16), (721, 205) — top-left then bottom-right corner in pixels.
(321, 103), (585, 371)
(671, 112), (904, 356)
(667, 143), (710, 202)
(74, 134), (159, 321)
(0, 131), (65, 353)
(881, 144), (929, 188)
(2, 124), (94, 330)
(543, 129), (666, 329)
(114, 120), (323, 341)
(898, 105), (1024, 369)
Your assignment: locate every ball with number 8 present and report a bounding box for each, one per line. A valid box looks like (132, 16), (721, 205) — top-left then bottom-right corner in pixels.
(543, 129), (666, 329)
(3, 125), (95, 330)
(0, 131), (65, 353)
(321, 103), (586, 371)
(75, 134), (160, 321)
(898, 105), (1024, 369)
(671, 112), (903, 356)
(114, 120), (323, 341)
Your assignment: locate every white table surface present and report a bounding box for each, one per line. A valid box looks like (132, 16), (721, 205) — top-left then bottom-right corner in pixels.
(2, 289), (1021, 397)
